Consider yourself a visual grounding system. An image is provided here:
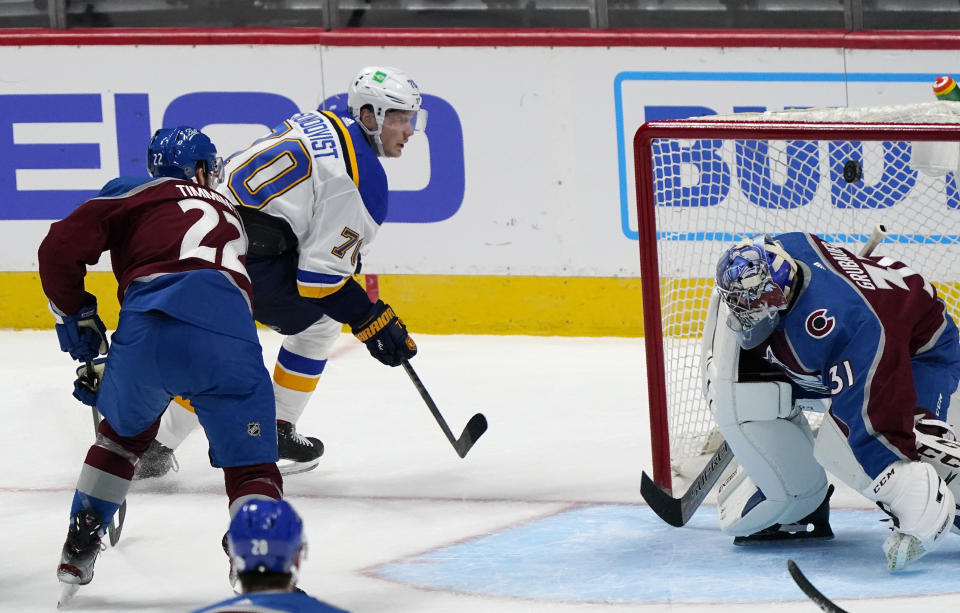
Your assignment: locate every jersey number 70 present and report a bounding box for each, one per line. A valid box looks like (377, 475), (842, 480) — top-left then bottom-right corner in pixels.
(226, 134), (313, 210)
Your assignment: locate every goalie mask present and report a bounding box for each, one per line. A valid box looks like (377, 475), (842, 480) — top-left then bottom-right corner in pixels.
(347, 66), (427, 156)
(715, 235), (798, 349)
(147, 126), (224, 188)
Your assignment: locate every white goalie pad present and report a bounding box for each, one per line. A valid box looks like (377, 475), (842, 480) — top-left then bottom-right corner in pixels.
(716, 413), (828, 536)
(815, 413), (960, 536)
(703, 291), (828, 536)
(813, 411), (874, 493)
(701, 293), (794, 424)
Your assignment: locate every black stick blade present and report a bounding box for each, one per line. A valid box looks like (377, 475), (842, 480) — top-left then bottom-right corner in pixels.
(454, 413), (488, 458)
(787, 560), (849, 613)
(640, 471), (686, 527)
(108, 501), (126, 547)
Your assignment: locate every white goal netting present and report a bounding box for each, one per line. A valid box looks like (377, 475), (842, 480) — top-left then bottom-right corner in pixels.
(636, 101), (960, 481)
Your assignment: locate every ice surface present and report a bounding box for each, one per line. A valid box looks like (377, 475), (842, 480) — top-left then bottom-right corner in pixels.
(0, 330), (953, 612)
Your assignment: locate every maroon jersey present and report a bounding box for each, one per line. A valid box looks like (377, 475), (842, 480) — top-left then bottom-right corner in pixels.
(750, 232), (960, 478)
(39, 176), (257, 342)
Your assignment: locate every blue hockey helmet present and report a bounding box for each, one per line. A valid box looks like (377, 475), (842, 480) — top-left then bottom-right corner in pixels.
(715, 235), (797, 349)
(146, 126), (223, 188)
(227, 499), (305, 576)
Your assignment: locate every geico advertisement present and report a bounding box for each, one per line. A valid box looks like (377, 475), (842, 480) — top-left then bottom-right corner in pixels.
(0, 45), (465, 273)
(3, 44), (960, 276)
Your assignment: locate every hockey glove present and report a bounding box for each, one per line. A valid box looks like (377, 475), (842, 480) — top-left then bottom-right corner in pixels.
(72, 358), (106, 407)
(352, 300), (417, 367)
(54, 302), (108, 362)
(864, 460), (954, 570)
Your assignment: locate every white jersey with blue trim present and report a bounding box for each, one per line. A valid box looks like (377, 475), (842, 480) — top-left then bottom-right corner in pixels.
(218, 110), (388, 300)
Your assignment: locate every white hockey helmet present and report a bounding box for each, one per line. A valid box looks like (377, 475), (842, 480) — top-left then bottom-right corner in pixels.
(347, 66), (427, 154)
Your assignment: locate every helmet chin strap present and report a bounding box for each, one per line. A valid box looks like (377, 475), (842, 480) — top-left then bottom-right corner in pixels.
(371, 133), (385, 157)
(357, 115), (387, 157)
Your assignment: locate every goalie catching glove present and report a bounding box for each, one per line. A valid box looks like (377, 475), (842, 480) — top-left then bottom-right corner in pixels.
(865, 460), (954, 571)
(352, 300), (417, 367)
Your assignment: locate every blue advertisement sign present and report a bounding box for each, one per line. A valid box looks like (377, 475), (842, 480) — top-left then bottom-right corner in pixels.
(614, 71), (957, 242)
(0, 91), (464, 222)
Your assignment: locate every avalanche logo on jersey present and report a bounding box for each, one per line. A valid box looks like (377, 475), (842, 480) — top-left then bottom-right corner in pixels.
(763, 345), (830, 394)
(805, 308), (836, 339)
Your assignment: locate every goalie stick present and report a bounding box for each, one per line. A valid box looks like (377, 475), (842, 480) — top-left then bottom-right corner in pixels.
(401, 359), (487, 458)
(859, 223), (887, 258)
(79, 362), (126, 547)
(640, 439), (734, 527)
(787, 560), (850, 613)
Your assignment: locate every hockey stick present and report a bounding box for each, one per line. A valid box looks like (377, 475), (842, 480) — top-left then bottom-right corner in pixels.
(401, 359), (487, 458)
(81, 361), (126, 547)
(638, 229), (888, 529)
(639, 226), (888, 528)
(640, 439), (734, 527)
(787, 560), (850, 613)
(859, 223), (887, 258)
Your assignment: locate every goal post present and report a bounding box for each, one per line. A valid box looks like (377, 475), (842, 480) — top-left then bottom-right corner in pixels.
(633, 102), (960, 493)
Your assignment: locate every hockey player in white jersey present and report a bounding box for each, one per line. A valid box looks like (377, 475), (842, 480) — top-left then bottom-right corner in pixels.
(143, 66), (426, 476)
(703, 233), (960, 571)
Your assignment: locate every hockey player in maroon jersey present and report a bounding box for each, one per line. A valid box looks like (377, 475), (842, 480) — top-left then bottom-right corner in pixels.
(703, 233), (960, 570)
(39, 127), (284, 604)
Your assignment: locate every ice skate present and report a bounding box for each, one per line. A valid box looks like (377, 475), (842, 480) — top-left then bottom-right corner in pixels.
(276, 420), (323, 476)
(56, 510), (103, 607)
(133, 439), (178, 480)
(734, 485), (835, 545)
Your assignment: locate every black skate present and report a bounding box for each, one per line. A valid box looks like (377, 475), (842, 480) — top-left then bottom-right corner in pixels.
(133, 439), (179, 480)
(734, 484), (835, 545)
(276, 420), (323, 476)
(58, 510), (103, 585)
(57, 510), (103, 607)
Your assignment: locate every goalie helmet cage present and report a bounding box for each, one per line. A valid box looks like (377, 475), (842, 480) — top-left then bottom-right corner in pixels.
(633, 102), (960, 492)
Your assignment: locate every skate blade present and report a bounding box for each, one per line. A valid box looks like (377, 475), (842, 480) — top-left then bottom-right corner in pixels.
(57, 582), (80, 609)
(277, 458), (320, 476)
(734, 527), (834, 546)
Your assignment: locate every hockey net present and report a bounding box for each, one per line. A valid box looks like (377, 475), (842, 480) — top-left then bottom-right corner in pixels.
(634, 101), (960, 491)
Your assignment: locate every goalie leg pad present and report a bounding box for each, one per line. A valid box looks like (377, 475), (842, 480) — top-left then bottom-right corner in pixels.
(716, 413), (829, 537)
(813, 411), (874, 492)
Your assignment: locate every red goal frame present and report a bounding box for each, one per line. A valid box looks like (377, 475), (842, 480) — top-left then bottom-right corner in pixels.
(634, 119), (960, 493)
